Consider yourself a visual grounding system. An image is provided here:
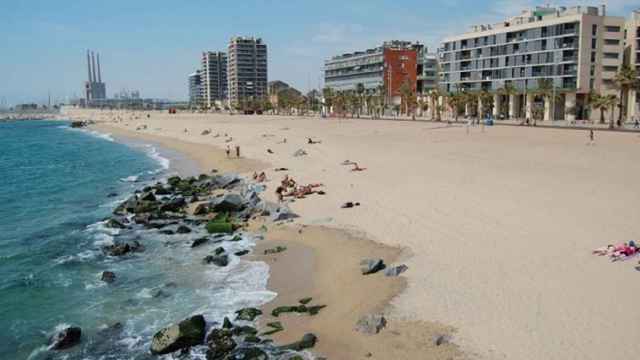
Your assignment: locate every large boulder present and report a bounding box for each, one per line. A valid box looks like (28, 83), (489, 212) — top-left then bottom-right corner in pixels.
(360, 259), (385, 275)
(194, 203), (210, 215)
(150, 315), (206, 355)
(384, 264), (408, 277)
(270, 204), (298, 222)
(211, 194), (245, 212)
(176, 225), (192, 234)
(355, 314), (386, 335)
(105, 217), (127, 229)
(49, 326), (82, 350)
(226, 347), (268, 360)
(191, 237), (210, 248)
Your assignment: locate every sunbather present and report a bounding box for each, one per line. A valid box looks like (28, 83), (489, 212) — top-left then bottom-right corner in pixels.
(341, 202), (360, 208)
(351, 163), (367, 171)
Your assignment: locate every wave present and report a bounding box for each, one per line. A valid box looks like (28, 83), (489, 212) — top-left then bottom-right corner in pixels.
(143, 145), (170, 172)
(65, 126), (115, 142)
(120, 175), (139, 183)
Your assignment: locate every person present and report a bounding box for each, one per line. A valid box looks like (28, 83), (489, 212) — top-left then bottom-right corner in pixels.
(267, 148), (274, 154)
(252, 171), (258, 180)
(634, 118), (639, 129)
(588, 129), (595, 146)
(351, 162), (366, 171)
(257, 172), (266, 182)
(308, 137), (313, 144)
(341, 202), (360, 208)
(235, 145), (240, 158)
(275, 186), (285, 202)
(225, 145), (230, 158)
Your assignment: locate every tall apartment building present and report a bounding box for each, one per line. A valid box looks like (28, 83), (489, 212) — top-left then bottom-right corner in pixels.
(324, 41), (422, 104)
(188, 71), (202, 108)
(625, 10), (640, 119)
(439, 5), (625, 122)
(420, 53), (439, 93)
(227, 37), (268, 106)
(201, 51), (227, 108)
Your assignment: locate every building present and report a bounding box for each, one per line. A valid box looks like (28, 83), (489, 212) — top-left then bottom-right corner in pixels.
(227, 37), (268, 106)
(201, 52), (227, 108)
(188, 71), (203, 108)
(439, 5), (625, 122)
(85, 50), (107, 104)
(624, 9), (640, 120)
(267, 80), (302, 108)
(323, 41), (422, 105)
(420, 53), (439, 93)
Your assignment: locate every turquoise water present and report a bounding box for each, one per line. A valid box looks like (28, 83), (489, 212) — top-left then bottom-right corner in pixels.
(0, 121), (275, 359)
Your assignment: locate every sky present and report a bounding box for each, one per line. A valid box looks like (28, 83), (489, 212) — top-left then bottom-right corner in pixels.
(0, 0), (636, 105)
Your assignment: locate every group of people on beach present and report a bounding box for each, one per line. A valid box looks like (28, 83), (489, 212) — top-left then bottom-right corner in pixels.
(592, 241), (639, 262)
(275, 175), (324, 201)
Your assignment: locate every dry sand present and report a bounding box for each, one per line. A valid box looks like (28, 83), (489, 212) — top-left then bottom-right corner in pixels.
(68, 108), (640, 360)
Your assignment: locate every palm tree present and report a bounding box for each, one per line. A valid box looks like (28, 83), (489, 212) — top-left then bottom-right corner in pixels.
(497, 83), (518, 119)
(604, 94), (618, 129)
(479, 89), (493, 119)
(322, 87), (334, 116)
(356, 83), (365, 118)
(398, 80), (413, 116)
(614, 65), (639, 126)
(448, 92), (465, 121)
(588, 92), (608, 124)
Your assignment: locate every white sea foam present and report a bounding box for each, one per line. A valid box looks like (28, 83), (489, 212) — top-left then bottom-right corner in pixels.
(120, 175), (139, 183)
(66, 126), (114, 142)
(144, 145), (170, 171)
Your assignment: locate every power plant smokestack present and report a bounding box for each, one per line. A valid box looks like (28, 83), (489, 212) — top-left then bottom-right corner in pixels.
(91, 52), (97, 85)
(87, 50), (93, 83)
(97, 53), (102, 83)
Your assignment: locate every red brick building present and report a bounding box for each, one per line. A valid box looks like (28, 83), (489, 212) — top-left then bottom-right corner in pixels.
(383, 47), (418, 102)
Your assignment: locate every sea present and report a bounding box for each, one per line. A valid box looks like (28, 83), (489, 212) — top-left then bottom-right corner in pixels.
(0, 120), (278, 359)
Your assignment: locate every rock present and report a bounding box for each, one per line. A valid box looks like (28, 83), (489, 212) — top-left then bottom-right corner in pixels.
(155, 186), (171, 195)
(140, 192), (156, 202)
(360, 259), (386, 275)
(235, 308), (262, 321)
(434, 334), (451, 346)
(234, 250), (249, 256)
(203, 254), (229, 267)
(384, 264), (408, 277)
(261, 321), (283, 336)
(107, 192), (118, 198)
(176, 225), (192, 234)
(270, 204), (298, 222)
(160, 230), (175, 235)
(101, 271), (116, 283)
(222, 317), (233, 329)
(160, 197), (187, 212)
(102, 240), (144, 256)
(133, 213), (151, 224)
(231, 325), (258, 336)
(205, 328), (236, 360)
(105, 217), (127, 229)
(214, 247), (226, 255)
(194, 203), (210, 215)
(263, 246), (287, 255)
(293, 149), (308, 157)
(189, 195), (199, 203)
(167, 176), (182, 187)
(299, 297), (313, 305)
(150, 314), (206, 355)
(271, 305), (310, 317)
(355, 314), (386, 335)
(206, 221), (234, 234)
(278, 333), (317, 351)
(153, 289), (171, 299)
(70, 121), (87, 128)
(49, 326), (82, 350)
(307, 305), (326, 315)
(214, 174), (241, 189)
(227, 347), (267, 360)
(191, 237), (209, 248)
(211, 193), (245, 212)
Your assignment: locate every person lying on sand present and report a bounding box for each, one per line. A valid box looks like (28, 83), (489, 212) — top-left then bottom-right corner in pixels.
(274, 167), (288, 172)
(341, 202), (360, 208)
(351, 163), (367, 171)
(307, 138), (322, 144)
(341, 160), (356, 166)
(594, 241), (639, 261)
(275, 186), (285, 202)
(225, 137), (233, 143)
(267, 149), (274, 154)
(257, 172), (267, 182)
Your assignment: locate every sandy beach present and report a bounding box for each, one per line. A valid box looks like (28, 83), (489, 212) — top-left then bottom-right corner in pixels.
(69, 108), (640, 360)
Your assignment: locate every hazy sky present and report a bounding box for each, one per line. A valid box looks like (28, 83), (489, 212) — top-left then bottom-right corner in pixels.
(0, 0), (636, 105)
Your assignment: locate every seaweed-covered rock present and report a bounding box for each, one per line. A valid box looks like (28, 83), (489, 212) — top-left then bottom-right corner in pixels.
(263, 246), (286, 255)
(176, 225), (192, 234)
(206, 221), (234, 234)
(235, 308), (262, 321)
(160, 197), (186, 212)
(203, 254), (229, 267)
(234, 250), (250, 256)
(140, 192), (156, 202)
(191, 237), (209, 248)
(205, 328), (236, 360)
(105, 217), (127, 229)
(49, 326), (82, 350)
(150, 315), (206, 355)
(227, 347), (268, 360)
(384, 264), (408, 277)
(277, 333), (317, 351)
(102, 241), (144, 256)
(194, 203), (210, 215)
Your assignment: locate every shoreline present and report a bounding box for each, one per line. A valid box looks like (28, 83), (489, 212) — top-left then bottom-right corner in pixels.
(87, 118), (465, 358)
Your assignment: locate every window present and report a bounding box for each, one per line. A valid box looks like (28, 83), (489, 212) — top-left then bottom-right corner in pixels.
(603, 53), (619, 59)
(604, 39), (620, 45)
(591, 52), (596, 62)
(603, 66), (618, 72)
(605, 26), (621, 32)
(592, 25), (597, 36)
(591, 38), (597, 49)
(590, 65), (595, 76)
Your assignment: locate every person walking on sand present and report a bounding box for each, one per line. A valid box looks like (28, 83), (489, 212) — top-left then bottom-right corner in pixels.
(235, 145), (240, 158)
(588, 129), (595, 146)
(634, 118), (639, 129)
(225, 145), (230, 158)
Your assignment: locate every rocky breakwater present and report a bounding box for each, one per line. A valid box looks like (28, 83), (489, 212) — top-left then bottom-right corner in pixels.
(96, 172), (315, 358)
